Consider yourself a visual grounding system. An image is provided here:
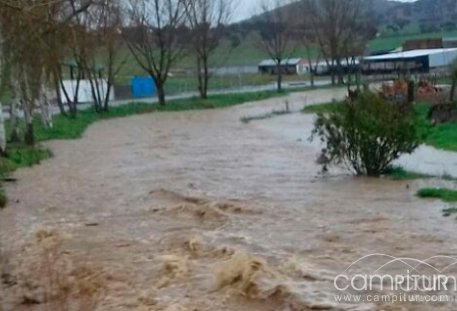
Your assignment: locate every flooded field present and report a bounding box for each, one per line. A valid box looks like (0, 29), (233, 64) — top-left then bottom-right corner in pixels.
(1, 88), (457, 310)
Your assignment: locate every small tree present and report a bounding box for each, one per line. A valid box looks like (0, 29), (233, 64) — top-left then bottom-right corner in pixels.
(124, 0), (186, 106)
(304, 0), (376, 85)
(312, 92), (419, 176)
(184, 0), (234, 99)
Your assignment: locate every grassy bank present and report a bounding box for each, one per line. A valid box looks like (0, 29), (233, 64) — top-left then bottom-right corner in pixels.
(414, 104), (457, 152)
(385, 167), (433, 181)
(303, 101), (457, 152)
(0, 146), (52, 208)
(417, 188), (457, 202)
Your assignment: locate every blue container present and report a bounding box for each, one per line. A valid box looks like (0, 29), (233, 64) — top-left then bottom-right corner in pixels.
(131, 77), (155, 98)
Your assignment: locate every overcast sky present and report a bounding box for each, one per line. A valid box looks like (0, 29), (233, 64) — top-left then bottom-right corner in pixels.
(232, 0), (418, 22)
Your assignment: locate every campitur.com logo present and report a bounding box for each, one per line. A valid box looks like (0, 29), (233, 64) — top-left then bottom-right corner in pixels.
(333, 254), (457, 304)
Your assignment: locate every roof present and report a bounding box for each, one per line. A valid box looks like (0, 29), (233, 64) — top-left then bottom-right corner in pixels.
(364, 48), (457, 61)
(259, 58), (302, 66)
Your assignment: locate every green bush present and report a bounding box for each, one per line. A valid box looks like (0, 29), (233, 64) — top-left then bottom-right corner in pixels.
(417, 188), (457, 202)
(311, 92), (419, 176)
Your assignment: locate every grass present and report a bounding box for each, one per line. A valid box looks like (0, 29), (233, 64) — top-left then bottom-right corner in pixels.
(0, 146), (51, 208)
(241, 110), (291, 123)
(385, 166), (433, 181)
(5, 146), (53, 169)
(417, 188), (457, 202)
(414, 103), (457, 152)
(368, 30), (457, 52)
(0, 146), (53, 172)
(302, 101), (343, 114)
(303, 101), (457, 153)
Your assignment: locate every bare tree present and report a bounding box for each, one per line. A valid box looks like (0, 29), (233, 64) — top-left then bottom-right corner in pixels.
(300, 24), (320, 88)
(184, 0), (234, 99)
(256, 0), (298, 92)
(74, 0), (126, 112)
(0, 0), (95, 145)
(304, 0), (376, 85)
(124, 0), (186, 106)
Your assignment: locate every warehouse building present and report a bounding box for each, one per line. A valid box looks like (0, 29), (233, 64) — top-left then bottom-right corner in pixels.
(258, 58), (307, 75)
(362, 48), (457, 74)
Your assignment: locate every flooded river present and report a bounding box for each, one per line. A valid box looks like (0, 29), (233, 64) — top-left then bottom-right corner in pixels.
(1, 88), (457, 310)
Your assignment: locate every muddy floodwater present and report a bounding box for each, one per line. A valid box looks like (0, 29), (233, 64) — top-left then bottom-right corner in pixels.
(2, 89), (457, 311)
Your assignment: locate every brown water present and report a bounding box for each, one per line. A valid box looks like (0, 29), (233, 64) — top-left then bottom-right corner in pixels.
(1, 88), (457, 311)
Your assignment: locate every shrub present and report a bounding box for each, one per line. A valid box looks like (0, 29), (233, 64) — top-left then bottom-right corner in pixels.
(417, 188), (457, 202)
(311, 91), (419, 176)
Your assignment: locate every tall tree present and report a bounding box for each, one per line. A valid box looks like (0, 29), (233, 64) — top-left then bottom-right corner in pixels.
(256, 0), (297, 92)
(304, 0), (376, 85)
(72, 0), (126, 112)
(184, 0), (234, 99)
(0, 0), (95, 145)
(124, 0), (186, 106)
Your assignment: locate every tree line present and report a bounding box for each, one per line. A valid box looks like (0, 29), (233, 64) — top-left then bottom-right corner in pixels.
(0, 0), (379, 155)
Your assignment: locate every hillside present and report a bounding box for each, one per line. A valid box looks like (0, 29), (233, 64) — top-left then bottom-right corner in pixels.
(237, 0), (457, 43)
(378, 0), (457, 35)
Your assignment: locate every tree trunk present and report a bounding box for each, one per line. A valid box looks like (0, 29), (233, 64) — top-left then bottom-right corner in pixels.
(24, 123), (34, 146)
(336, 59), (344, 85)
(24, 107), (35, 146)
(310, 71), (315, 88)
(39, 84), (53, 129)
(0, 101), (6, 156)
(157, 83), (166, 106)
(196, 57), (208, 99)
(276, 61), (283, 92)
(330, 59), (336, 85)
(200, 56), (209, 99)
(52, 68), (67, 117)
(103, 82), (112, 112)
(9, 99), (20, 143)
(450, 77), (456, 102)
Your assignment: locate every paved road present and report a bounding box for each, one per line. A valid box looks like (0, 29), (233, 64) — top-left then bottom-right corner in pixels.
(3, 79), (333, 120)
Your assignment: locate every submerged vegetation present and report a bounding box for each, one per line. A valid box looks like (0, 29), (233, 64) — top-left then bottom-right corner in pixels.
(385, 166), (432, 181)
(311, 92), (419, 176)
(417, 188), (457, 202)
(304, 101), (457, 153)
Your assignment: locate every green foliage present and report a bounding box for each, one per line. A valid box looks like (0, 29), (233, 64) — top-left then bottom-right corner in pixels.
(240, 110), (291, 123)
(0, 146), (52, 209)
(414, 104), (457, 152)
(303, 101), (457, 153)
(311, 92), (420, 176)
(385, 166), (432, 181)
(417, 188), (457, 202)
(368, 30), (457, 52)
(0, 146), (52, 176)
(302, 101), (343, 114)
(7, 146), (53, 168)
